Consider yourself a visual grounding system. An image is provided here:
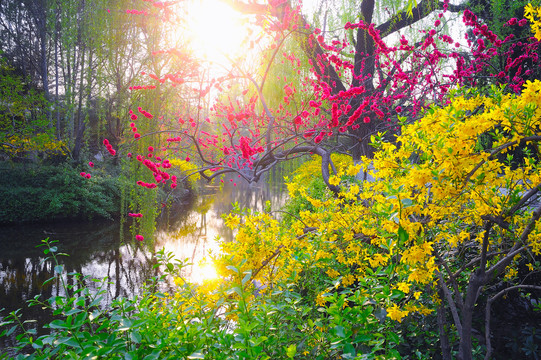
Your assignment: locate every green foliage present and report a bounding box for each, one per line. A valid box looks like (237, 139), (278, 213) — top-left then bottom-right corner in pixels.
(1, 236), (435, 360)
(0, 163), (121, 224)
(0, 240), (356, 359)
(0, 57), (63, 157)
(282, 175), (326, 227)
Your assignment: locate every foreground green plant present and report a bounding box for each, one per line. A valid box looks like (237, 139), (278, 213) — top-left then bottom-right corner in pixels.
(4, 240), (375, 359)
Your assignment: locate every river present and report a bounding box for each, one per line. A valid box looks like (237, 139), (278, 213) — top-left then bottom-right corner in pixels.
(0, 171), (288, 353)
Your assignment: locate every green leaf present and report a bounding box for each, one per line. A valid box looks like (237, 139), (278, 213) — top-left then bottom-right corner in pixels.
(5, 325), (18, 336)
(118, 318), (133, 331)
(64, 308), (82, 316)
(398, 226), (409, 243)
(286, 344), (296, 358)
(335, 325), (345, 338)
(387, 331), (401, 344)
(251, 336), (268, 346)
(54, 265), (64, 274)
(130, 331), (142, 344)
(401, 198), (413, 207)
(73, 312), (87, 328)
(56, 336), (80, 347)
(232, 286), (243, 297)
(342, 343), (356, 359)
(88, 296), (103, 308)
(187, 351), (205, 359)
(241, 271), (252, 286)
(48, 319), (68, 329)
(355, 334), (374, 342)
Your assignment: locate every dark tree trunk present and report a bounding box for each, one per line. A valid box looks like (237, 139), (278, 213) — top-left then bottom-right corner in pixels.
(25, 0), (52, 127)
(73, 46), (92, 161)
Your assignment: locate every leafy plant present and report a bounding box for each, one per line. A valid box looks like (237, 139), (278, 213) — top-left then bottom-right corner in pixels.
(0, 164), (122, 224)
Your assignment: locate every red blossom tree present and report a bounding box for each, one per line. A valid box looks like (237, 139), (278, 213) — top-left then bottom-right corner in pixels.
(112, 0), (540, 194)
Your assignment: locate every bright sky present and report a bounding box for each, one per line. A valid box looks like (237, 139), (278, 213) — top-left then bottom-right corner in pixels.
(183, 0), (251, 64)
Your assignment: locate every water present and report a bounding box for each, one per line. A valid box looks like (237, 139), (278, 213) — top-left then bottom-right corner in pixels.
(0, 173), (287, 353)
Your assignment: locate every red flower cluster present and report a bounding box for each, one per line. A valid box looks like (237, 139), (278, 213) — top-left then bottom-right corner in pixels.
(136, 181), (157, 189)
(137, 107), (153, 119)
(129, 85), (156, 90)
(103, 139), (116, 156)
(237, 136), (264, 160)
(126, 9), (147, 15)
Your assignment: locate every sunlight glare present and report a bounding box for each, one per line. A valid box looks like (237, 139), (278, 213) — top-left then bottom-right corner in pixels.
(185, 0), (249, 62)
(195, 260), (220, 282)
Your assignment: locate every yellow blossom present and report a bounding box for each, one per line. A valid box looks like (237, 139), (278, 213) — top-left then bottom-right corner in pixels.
(326, 268), (340, 278)
(342, 274), (356, 286)
(386, 304), (408, 322)
(223, 214), (240, 229)
(505, 267), (518, 280)
(315, 293), (328, 307)
(329, 175), (341, 186)
(368, 253), (389, 268)
(344, 164), (360, 176)
(396, 282), (410, 294)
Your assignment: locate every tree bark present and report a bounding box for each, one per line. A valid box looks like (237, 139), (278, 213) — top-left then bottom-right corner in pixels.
(25, 0), (52, 127)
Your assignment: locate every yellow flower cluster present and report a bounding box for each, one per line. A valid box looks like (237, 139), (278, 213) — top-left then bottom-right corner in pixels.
(223, 213), (240, 229)
(525, 3), (541, 40)
(180, 80), (541, 327)
(386, 304), (408, 322)
(2, 133), (65, 155)
(169, 158), (201, 181)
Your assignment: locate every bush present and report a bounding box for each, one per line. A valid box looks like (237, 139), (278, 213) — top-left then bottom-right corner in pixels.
(0, 163), (122, 224)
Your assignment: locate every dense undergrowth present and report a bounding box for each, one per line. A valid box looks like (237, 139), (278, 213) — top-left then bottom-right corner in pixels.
(0, 163), (123, 224)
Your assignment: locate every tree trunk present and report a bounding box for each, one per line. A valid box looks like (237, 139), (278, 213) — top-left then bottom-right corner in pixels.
(26, 0), (53, 128)
(72, 44), (89, 161)
(458, 271), (484, 360)
(437, 300), (452, 360)
(54, 1), (61, 139)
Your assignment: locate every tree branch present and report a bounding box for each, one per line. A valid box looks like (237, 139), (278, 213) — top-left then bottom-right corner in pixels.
(484, 285), (541, 360)
(376, 0), (467, 37)
(486, 202), (541, 280)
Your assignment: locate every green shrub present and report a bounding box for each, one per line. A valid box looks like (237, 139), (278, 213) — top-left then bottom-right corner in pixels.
(0, 163), (122, 224)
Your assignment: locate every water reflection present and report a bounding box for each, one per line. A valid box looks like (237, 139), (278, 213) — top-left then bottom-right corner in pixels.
(0, 171), (287, 353)
(157, 174), (287, 282)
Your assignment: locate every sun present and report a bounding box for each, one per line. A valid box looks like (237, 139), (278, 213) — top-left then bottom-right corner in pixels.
(194, 260), (220, 282)
(183, 0), (250, 63)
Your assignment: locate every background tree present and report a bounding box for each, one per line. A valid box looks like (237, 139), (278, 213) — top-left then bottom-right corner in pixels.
(121, 0), (538, 196)
(0, 58), (63, 158)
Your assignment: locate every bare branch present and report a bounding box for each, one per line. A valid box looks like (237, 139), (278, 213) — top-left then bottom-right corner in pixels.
(485, 285), (541, 360)
(376, 0), (467, 37)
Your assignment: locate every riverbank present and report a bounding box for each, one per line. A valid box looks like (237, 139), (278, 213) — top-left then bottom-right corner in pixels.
(0, 172), (289, 357)
(0, 162), (123, 225)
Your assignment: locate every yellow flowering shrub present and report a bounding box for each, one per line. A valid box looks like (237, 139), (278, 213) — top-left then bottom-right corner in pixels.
(525, 3), (541, 40)
(169, 157), (201, 183)
(211, 80), (541, 337)
(1, 133), (65, 156)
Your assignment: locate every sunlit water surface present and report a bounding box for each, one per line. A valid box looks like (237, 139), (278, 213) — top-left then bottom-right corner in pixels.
(0, 173), (287, 353)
